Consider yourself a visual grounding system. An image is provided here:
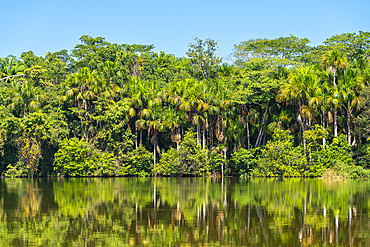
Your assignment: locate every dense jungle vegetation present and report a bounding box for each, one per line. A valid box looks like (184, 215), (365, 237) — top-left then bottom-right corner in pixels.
(1, 32), (370, 178)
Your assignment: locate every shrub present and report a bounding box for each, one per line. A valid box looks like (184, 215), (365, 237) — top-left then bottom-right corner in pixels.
(309, 134), (353, 177)
(156, 131), (213, 176)
(347, 165), (370, 179)
(53, 138), (125, 177)
(4, 162), (27, 178)
(126, 145), (153, 177)
(321, 162), (370, 179)
(252, 129), (306, 177)
(230, 148), (259, 177)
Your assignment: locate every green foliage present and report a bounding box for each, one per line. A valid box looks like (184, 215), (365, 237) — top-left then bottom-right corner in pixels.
(302, 125), (330, 176)
(54, 138), (96, 176)
(1, 33), (370, 178)
(186, 37), (221, 79)
(230, 148), (259, 176)
(94, 151), (121, 176)
(156, 131), (213, 176)
(322, 162), (370, 179)
(252, 129), (306, 177)
(313, 134), (353, 173)
(232, 35), (311, 63)
(156, 147), (182, 176)
(351, 143), (370, 169)
(127, 145), (153, 177)
(207, 149), (224, 175)
(20, 51), (44, 67)
(0, 127), (4, 157)
(252, 128), (355, 177)
(4, 161), (27, 178)
(0, 56), (26, 82)
(323, 31), (370, 61)
(346, 164), (370, 179)
(16, 133), (42, 177)
(303, 125), (329, 151)
(7, 80), (43, 118)
(53, 138), (126, 177)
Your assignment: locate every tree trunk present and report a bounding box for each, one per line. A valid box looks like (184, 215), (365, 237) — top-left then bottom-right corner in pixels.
(246, 122), (250, 150)
(23, 104), (27, 118)
(334, 68), (338, 137)
(255, 102), (269, 148)
(222, 147), (227, 178)
(154, 142), (157, 166)
(181, 126), (184, 141)
(0, 74), (24, 81)
(135, 123), (138, 149)
(303, 135), (307, 158)
(140, 129), (143, 146)
(241, 135), (244, 149)
(334, 108), (338, 137)
(210, 125), (214, 149)
(348, 107), (351, 145)
(176, 127), (180, 150)
(322, 114), (326, 148)
(197, 124), (201, 146)
(148, 128), (150, 143)
(202, 123), (206, 150)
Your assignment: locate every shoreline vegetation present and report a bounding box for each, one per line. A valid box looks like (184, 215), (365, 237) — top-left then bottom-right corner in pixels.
(1, 32), (370, 179)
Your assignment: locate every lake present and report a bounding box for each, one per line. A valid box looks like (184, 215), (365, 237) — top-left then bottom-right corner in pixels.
(0, 177), (369, 246)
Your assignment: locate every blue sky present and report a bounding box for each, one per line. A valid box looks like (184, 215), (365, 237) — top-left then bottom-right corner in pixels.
(1, 0), (369, 60)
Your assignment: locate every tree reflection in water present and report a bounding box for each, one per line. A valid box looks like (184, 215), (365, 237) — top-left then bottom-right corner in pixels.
(0, 177), (369, 246)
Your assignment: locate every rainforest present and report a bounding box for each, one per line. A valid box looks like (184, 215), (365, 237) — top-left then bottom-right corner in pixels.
(1, 32), (370, 178)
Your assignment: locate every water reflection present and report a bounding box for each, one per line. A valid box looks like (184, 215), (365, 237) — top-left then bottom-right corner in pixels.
(0, 177), (370, 246)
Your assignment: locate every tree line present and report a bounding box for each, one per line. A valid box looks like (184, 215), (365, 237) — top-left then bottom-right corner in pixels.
(1, 32), (370, 177)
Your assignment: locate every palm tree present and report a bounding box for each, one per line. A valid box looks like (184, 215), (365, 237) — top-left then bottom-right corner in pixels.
(0, 57), (26, 82)
(308, 82), (334, 147)
(65, 67), (99, 141)
(144, 103), (165, 166)
(217, 63), (235, 80)
(93, 63), (121, 100)
(7, 81), (43, 118)
(162, 79), (193, 145)
(339, 68), (364, 145)
(278, 66), (319, 130)
(278, 66), (321, 154)
(180, 81), (208, 147)
(126, 77), (149, 148)
(163, 108), (183, 149)
(245, 108), (259, 150)
(322, 50), (348, 137)
(66, 67), (97, 110)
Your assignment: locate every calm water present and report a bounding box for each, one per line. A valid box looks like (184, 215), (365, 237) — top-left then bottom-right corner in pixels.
(0, 177), (369, 246)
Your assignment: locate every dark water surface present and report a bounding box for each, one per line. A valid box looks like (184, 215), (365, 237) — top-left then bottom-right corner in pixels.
(0, 177), (369, 246)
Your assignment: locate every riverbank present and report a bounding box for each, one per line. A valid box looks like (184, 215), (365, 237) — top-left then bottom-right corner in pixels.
(2, 131), (368, 179)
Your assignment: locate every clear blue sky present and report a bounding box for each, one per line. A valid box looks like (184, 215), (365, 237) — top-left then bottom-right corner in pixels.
(1, 0), (369, 60)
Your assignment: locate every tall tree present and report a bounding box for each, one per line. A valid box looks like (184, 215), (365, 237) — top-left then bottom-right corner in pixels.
(7, 81), (43, 118)
(324, 31), (370, 61)
(322, 50), (348, 137)
(277, 66), (320, 154)
(186, 38), (222, 80)
(339, 68), (363, 145)
(0, 57), (26, 82)
(232, 35), (311, 64)
(308, 80), (334, 147)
